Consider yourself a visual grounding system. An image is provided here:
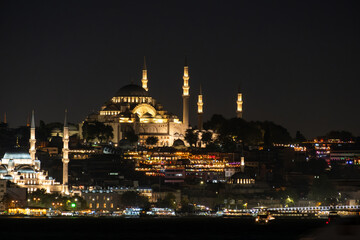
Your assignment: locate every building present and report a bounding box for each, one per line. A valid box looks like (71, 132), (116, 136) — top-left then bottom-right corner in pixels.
(82, 189), (121, 211)
(0, 112), (62, 193)
(0, 149), (62, 194)
(79, 58), (191, 146)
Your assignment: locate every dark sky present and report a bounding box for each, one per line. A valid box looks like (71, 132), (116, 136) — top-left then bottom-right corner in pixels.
(0, 0), (359, 138)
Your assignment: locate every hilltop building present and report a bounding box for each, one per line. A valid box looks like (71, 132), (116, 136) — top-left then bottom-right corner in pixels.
(79, 58), (190, 146)
(0, 111), (62, 193)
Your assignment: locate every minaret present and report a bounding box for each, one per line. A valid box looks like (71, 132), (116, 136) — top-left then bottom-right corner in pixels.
(26, 114), (30, 127)
(29, 110), (36, 161)
(4, 112), (6, 124)
(241, 156), (245, 173)
(197, 85), (203, 131)
(141, 56), (148, 91)
(62, 109), (70, 195)
(182, 57), (190, 128)
(236, 86), (243, 118)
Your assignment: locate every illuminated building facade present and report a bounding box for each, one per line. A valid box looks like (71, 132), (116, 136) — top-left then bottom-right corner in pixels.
(79, 59), (189, 146)
(82, 190), (121, 211)
(197, 86), (203, 131)
(127, 151), (228, 182)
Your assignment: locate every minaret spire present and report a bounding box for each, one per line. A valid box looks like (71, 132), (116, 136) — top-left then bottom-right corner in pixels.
(26, 113), (30, 127)
(141, 56), (148, 91)
(236, 84), (243, 118)
(241, 156), (245, 173)
(29, 110), (36, 161)
(62, 109), (70, 195)
(64, 109), (68, 127)
(197, 84), (203, 131)
(182, 57), (190, 128)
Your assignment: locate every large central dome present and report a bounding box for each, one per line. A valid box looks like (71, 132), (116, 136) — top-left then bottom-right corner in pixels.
(115, 84), (149, 97)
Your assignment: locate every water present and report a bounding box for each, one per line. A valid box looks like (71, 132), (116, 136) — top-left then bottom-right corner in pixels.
(0, 217), (327, 240)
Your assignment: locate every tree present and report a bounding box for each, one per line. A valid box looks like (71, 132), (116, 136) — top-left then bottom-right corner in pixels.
(307, 158), (327, 175)
(121, 191), (149, 208)
(295, 130), (306, 143)
(146, 136), (158, 146)
(308, 175), (337, 203)
(28, 189), (87, 210)
(124, 129), (139, 144)
(185, 129), (198, 147)
(37, 120), (51, 142)
(259, 121), (292, 146)
(82, 121), (96, 143)
(326, 130), (354, 142)
(82, 121), (113, 143)
(203, 114), (226, 131)
(201, 131), (213, 146)
(180, 197), (195, 213)
(103, 125), (114, 142)
(157, 193), (177, 209)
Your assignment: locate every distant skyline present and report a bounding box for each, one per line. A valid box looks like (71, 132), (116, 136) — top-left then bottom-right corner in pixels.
(0, 1), (359, 138)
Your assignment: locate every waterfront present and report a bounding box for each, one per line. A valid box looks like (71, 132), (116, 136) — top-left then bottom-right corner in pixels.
(0, 217), (332, 240)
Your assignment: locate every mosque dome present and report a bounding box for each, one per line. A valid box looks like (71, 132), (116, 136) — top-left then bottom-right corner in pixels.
(3, 175), (13, 180)
(16, 165), (35, 173)
(115, 84), (149, 97)
(173, 139), (185, 147)
(142, 112), (153, 118)
(2, 149), (31, 160)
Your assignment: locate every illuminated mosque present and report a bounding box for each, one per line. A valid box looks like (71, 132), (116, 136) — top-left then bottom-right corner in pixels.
(0, 111), (63, 193)
(79, 57), (244, 146)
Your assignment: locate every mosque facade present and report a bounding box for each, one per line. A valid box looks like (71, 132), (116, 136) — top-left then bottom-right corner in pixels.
(0, 112), (62, 193)
(79, 58), (190, 146)
(79, 57), (244, 146)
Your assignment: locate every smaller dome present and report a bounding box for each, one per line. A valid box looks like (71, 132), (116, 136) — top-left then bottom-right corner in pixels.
(142, 112), (153, 118)
(3, 175), (13, 180)
(173, 139), (185, 147)
(3, 149), (31, 159)
(17, 165), (35, 173)
(103, 104), (120, 111)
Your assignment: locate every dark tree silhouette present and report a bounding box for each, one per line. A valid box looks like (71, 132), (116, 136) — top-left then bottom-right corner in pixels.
(121, 191), (149, 208)
(201, 131), (213, 145)
(295, 130), (306, 143)
(146, 136), (158, 146)
(124, 129), (139, 144)
(185, 129), (198, 147)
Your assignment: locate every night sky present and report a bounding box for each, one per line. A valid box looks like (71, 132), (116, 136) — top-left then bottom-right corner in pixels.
(0, 0), (359, 138)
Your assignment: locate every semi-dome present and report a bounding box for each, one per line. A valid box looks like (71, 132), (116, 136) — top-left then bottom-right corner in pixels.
(3, 175), (13, 180)
(115, 84), (149, 97)
(173, 139), (185, 147)
(16, 165), (35, 173)
(0, 165), (7, 173)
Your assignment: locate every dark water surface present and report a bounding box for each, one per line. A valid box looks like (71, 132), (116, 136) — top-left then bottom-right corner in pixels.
(0, 217), (327, 240)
